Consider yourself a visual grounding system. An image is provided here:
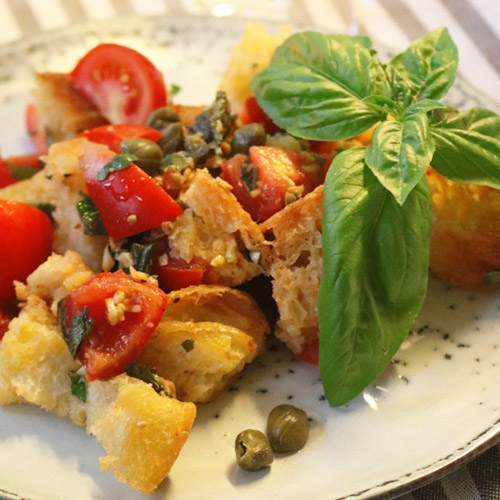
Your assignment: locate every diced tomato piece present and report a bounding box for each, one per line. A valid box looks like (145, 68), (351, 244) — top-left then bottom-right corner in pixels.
(221, 146), (325, 222)
(0, 302), (18, 341)
(296, 338), (319, 365)
(70, 43), (168, 125)
(81, 142), (182, 239)
(0, 154), (44, 188)
(154, 256), (209, 292)
(25, 103), (48, 154)
(0, 200), (53, 301)
(78, 124), (162, 153)
(60, 270), (167, 381)
(240, 96), (280, 134)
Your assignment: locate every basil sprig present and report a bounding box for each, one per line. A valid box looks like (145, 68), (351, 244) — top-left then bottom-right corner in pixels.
(252, 28), (500, 406)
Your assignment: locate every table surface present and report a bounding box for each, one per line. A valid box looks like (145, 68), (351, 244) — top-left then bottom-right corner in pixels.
(1, 1), (500, 499)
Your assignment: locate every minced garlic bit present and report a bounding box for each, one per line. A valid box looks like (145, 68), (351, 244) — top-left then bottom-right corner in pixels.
(105, 291), (127, 326)
(158, 253), (169, 266)
(102, 245), (115, 272)
(127, 214), (138, 225)
(129, 266), (159, 286)
(117, 251), (134, 269)
(249, 251), (261, 264)
(284, 185), (304, 206)
(210, 255), (226, 267)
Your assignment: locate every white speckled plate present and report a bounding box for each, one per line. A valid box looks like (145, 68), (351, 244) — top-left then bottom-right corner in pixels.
(1, 14), (500, 500)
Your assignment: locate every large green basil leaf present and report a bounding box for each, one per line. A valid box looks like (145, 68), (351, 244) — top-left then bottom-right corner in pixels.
(318, 148), (431, 406)
(364, 112), (435, 204)
(430, 107), (500, 187)
(388, 28), (458, 105)
(251, 31), (387, 140)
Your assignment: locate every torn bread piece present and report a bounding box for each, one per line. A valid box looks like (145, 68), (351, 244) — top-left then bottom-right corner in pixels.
(163, 169), (269, 287)
(0, 252), (196, 494)
(34, 73), (108, 143)
(260, 186), (323, 355)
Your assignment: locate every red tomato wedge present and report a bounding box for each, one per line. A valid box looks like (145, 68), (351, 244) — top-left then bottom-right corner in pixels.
(70, 43), (168, 125)
(0, 154), (44, 189)
(60, 271), (167, 381)
(0, 302), (18, 341)
(0, 200), (53, 301)
(25, 103), (48, 154)
(78, 124), (162, 153)
(221, 146), (324, 222)
(154, 256), (209, 292)
(296, 338), (319, 365)
(240, 96), (280, 134)
(81, 142), (182, 239)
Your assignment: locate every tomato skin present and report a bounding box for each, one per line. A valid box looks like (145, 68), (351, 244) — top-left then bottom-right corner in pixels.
(154, 256), (209, 292)
(78, 124), (162, 153)
(70, 43), (168, 125)
(61, 271), (167, 381)
(221, 146), (324, 222)
(81, 143), (182, 239)
(296, 338), (319, 365)
(0, 200), (54, 301)
(240, 96), (280, 134)
(25, 103), (48, 154)
(0, 302), (18, 341)
(0, 154), (44, 189)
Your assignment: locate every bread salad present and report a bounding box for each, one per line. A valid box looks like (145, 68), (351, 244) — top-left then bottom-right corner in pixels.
(1, 23), (500, 493)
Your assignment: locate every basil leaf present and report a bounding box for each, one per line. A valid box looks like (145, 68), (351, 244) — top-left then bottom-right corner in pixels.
(76, 194), (107, 236)
(251, 31), (386, 140)
(126, 363), (169, 396)
(97, 153), (137, 181)
(31, 203), (56, 224)
(365, 112), (435, 204)
(318, 148), (431, 406)
(5, 162), (37, 180)
(58, 301), (94, 358)
(130, 242), (155, 274)
(402, 99), (447, 118)
(69, 371), (87, 402)
(181, 339), (195, 352)
(430, 107), (500, 187)
(388, 28), (458, 104)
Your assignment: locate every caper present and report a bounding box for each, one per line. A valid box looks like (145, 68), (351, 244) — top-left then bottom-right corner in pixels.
(158, 122), (184, 154)
(146, 106), (180, 130)
(120, 138), (163, 176)
(266, 404), (309, 453)
(184, 132), (211, 165)
(235, 429), (274, 471)
(231, 123), (266, 155)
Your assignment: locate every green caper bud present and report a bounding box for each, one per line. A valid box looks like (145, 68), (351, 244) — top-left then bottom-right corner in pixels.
(266, 404), (309, 453)
(235, 429), (274, 471)
(184, 132), (211, 165)
(120, 138), (163, 176)
(158, 122), (184, 155)
(146, 106), (180, 130)
(231, 123), (266, 156)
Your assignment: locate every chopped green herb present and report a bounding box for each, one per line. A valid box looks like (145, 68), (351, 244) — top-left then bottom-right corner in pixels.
(31, 203), (56, 224)
(181, 339), (195, 352)
(126, 363), (169, 396)
(130, 242), (155, 274)
(58, 301), (94, 358)
(97, 153), (137, 181)
(69, 370), (87, 402)
(169, 83), (182, 96)
(241, 161), (259, 192)
(5, 162), (37, 180)
(76, 194), (107, 236)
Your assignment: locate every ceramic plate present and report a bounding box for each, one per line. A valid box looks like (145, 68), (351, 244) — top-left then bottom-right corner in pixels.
(1, 14), (500, 500)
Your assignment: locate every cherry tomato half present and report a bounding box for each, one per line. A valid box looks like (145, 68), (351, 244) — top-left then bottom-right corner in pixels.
(70, 43), (168, 125)
(154, 256), (209, 292)
(0, 200), (54, 301)
(81, 142), (182, 239)
(240, 96), (280, 134)
(78, 124), (162, 154)
(60, 270), (167, 381)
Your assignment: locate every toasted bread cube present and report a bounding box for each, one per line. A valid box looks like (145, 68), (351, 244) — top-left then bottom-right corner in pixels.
(0, 169), (56, 204)
(260, 186), (323, 355)
(163, 284), (269, 351)
(34, 73), (108, 142)
(427, 168), (500, 288)
(163, 169), (269, 287)
(137, 320), (258, 402)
